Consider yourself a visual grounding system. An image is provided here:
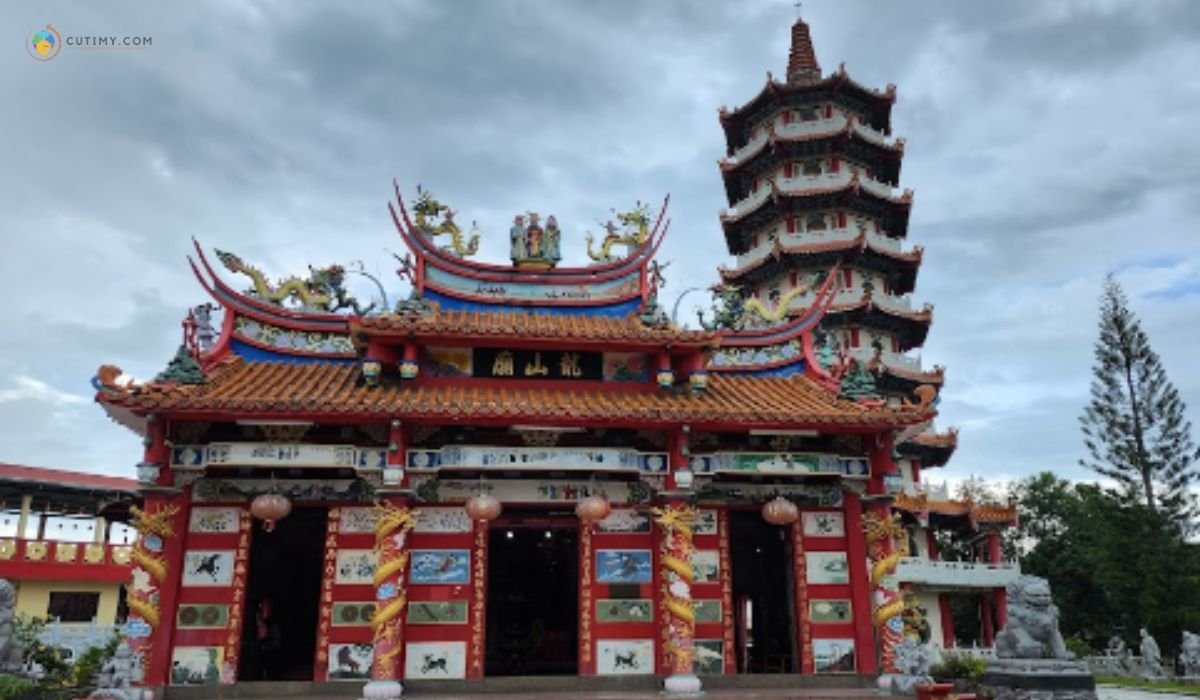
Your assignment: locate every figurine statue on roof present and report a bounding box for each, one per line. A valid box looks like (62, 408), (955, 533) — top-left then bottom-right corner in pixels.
(510, 211), (561, 268)
(412, 185), (480, 258)
(586, 202), (652, 262)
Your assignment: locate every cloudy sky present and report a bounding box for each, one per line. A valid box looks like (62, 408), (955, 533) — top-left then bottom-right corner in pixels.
(3, 0), (1199, 490)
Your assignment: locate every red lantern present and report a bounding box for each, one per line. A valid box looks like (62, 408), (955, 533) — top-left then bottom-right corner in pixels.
(575, 495), (612, 523)
(762, 496), (799, 526)
(250, 493), (292, 532)
(465, 494), (501, 522)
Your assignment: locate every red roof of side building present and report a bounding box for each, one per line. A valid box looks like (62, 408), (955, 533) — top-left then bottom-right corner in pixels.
(0, 463), (138, 494)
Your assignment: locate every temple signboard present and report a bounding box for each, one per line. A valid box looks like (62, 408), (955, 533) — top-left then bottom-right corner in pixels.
(473, 348), (603, 380)
(172, 444), (388, 470)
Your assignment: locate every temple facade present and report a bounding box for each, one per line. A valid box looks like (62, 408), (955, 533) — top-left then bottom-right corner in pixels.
(89, 14), (1011, 697)
(712, 16), (1018, 655)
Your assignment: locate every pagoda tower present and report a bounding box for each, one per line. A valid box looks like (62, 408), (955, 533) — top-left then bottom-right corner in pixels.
(714, 13), (956, 474)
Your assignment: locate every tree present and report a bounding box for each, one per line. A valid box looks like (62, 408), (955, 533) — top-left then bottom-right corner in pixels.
(1079, 274), (1200, 524)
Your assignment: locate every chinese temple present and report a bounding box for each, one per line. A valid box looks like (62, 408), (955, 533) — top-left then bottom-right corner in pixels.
(89, 13), (1012, 699)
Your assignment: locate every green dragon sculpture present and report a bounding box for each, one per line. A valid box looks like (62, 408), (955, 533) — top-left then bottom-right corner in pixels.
(585, 202), (652, 262)
(696, 283), (808, 331)
(412, 186), (480, 257)
(215, 249), (375, 315)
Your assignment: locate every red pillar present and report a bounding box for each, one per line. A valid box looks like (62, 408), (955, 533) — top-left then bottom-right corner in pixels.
(138, 492), (190, 688)
(986, 531), (1002, 564)
(925, 530), (940, 560)
(938, 595), (955, 649)
(980, 594), (995, 647)
(843, 491), (877, 675)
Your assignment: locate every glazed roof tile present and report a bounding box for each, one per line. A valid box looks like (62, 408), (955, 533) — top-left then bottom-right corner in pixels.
(353, 309), (719, 346)
(96, 358), (932, 429)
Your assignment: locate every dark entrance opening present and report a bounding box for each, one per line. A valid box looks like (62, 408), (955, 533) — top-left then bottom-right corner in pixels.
(239, 506), (327, 681)
(485, 511), (578, 676)
(730, 510), (797, 673)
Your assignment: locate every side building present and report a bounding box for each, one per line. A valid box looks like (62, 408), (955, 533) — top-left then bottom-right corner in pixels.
(710, 15), (1018, 654)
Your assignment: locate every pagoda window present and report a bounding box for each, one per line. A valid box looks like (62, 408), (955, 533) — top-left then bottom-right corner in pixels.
(830, 156), (841, 173)
(790, 272), (798, 287)
(769, 288), (782, 305)
(874, 219), (882, 233)
(783, 162), (795, 179)
(850, 328), (861, 348)
(798, 105), (820, 122)
(841, 268), (853, 288)
(786, 216), (797, 234)
(781, 110), (793, 125)
(891, 336), (900, 353)
(806, 213), (827, 232)
(838, 211), (847, 228)
(802, 160), (823, 176)
(825, 104), (834, 119)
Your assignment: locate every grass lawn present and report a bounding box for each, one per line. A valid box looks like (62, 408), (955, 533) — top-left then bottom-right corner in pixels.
(1097, 676), (1200, 696)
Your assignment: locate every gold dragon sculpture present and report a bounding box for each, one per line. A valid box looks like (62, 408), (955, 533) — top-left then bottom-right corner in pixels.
(412, 185), (480, 257)
(215, 250), (374, 314)
(697, 283), (810, 331)
(585, 202), (652, 262)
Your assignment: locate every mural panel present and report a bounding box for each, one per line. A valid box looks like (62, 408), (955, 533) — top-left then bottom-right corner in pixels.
(596, 639), (655, 675)
(404, 641), (467, 680)
(595, 550), (652, 584)
(181, 551), (235, 587)
(410, 550), (471, 585)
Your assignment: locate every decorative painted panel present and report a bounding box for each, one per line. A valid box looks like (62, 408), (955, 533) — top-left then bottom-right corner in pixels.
(810, 600), (853, 623)
(421, 346), (473, 378)
(710, 339), (803, 368)
(693, 600), (721, 624)
(170, 647), (222, 685)
(693, 510), (718, 535)
(232, 314), (354, 355)
(331, 602), (377, 627)
(335, 550), (378, 586)
(806, 552), (850, 585)
(410, 550), (470, 585)
(690, 452), (867, 478)
(337, 507), (377, 534)
(172, 443), (387, 470)
(813, 638), (856, 673)
(603, 353), (649, 382)
(692, 482), (844, 507)
(404, 641), (467, 679)
(803, 512), (846, 537)
(425, 264), (641, 304)
(410, 477), (651, 505)
(327, 643), (373, 681)
(181, 551), (235, 587)
(407, 445), (666, 473)
(691, 550), (720, 584)
(406, 601), (468, 624)
(596, 599), (652, 622)
(413, 508), (473, 534)
(595, 510), (651, 533)
(595, 550), (652, 584)
(177, 604), (229, 629)
(596, 639), (654, 675)
(693, 639), (724, 674)
(188, 507), (240, 534)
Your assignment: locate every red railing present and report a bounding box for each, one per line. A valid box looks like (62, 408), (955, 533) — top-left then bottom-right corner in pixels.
(0, 538), (132, 582)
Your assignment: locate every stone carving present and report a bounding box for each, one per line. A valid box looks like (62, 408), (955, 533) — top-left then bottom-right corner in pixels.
(88, 644), (145, 698)
(890, 637), (934, 695)
(0, 579), (22, 673)
(1104, 635), (1135, 676)
(995, 575), (1071, 660)
(982, 575), (1096, 700)
(1139, 627), (1164, 679)
(1181, 631), (1200, 677)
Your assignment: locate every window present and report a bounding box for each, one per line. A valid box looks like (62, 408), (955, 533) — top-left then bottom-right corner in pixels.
(47, 591), (100, 623)
(802, 160), (823, 176)
(806, 213), (827, 232)
(799, 105), (820, 122)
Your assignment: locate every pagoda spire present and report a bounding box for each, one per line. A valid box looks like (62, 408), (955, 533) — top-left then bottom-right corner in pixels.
(786, 5), (822, 84)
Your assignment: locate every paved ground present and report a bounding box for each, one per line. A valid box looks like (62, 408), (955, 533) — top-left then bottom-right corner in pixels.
(1097, 686), (1194, 700)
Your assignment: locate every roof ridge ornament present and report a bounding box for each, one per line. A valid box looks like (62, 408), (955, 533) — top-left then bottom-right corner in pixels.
(585, 202), (653, 263)
(413, 185), (480, 258)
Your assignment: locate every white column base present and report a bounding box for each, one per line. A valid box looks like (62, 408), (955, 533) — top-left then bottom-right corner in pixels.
(663, 673), (703, 694)
(360, 679), (403, 699)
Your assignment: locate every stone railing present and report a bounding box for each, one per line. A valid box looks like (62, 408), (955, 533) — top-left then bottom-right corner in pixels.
(724, 112), (899, 165)
(37, 621), (121, 663)
(943, 645), (998, 661)
(725, 171), (905, 219)
(894, 557), (1021, 589)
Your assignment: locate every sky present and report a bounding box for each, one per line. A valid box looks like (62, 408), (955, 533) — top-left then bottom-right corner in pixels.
(2, 0), (1200, 490)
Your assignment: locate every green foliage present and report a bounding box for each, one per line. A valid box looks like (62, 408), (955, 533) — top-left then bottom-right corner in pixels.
(7, 617), (125, 699)
(0, 675), (35, 700)
(1080, 275), (1200, 525)
(1014, 471), (1200, 656)
(1065, 635), (1093, 659)
(72, 628), (123, 688)
(930, 652), (986, 682)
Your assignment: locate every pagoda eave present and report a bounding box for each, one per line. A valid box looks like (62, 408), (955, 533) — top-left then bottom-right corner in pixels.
(897, 431), (958, 468)
(720, 133), (904, 202)
(719, 239), (921, 288)
(721, 188), (912, 252)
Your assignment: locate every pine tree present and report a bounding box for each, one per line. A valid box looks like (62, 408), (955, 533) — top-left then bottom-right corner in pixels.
(1079, 275), (1200, 523)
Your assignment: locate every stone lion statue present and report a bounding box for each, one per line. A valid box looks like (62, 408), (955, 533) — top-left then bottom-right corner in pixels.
(0, 579), (23, 673)
(1181, 631), (1200, 677)
(994, 575), (1072, 660)
(891, 636), (935, 694)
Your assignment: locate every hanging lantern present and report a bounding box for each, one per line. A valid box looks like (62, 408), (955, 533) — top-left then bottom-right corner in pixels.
(762, 496), (799, 526)
(575, 494), (612, 523)
(464, 494), (502, 522)
(250, 492), (292, 532)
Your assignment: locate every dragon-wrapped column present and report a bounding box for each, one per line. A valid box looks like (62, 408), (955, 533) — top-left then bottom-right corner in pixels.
(654, 501), (700, 694)
(863, 511), (906, 680)
(362, 501), (418, 700)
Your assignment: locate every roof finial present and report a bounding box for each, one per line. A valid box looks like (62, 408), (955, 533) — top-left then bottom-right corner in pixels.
(795, 1), (803, 19)
(786, 3), (821, 84)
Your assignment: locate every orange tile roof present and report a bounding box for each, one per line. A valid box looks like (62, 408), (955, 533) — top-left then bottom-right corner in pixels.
(909, 428), (958, 449)
(352, 309), (719, 346)
(96, 358), (933, 429)
(893, 493), (1018, 527)
(0, 463), (137, 493)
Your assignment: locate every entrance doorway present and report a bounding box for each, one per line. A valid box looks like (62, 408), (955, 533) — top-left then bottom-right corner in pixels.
(730, 510), (797, 673)
(485, 511), (578, 676)
(239, 506), (326, 681)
